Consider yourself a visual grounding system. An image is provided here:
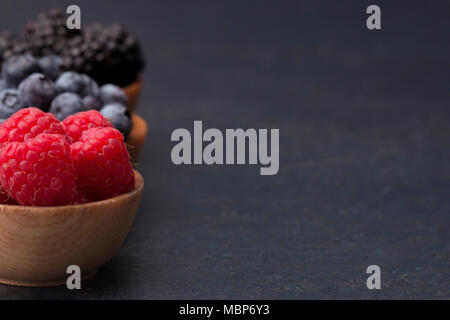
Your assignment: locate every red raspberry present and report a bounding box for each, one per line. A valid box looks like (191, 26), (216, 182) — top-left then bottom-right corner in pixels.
(0, 186), (17, 205)
(71, 127), (134, 201)
(62, 110), (113, 143)
(0, 133), (77, 206)
(0, 108), (66, 148)
(68, 188), (89, 205)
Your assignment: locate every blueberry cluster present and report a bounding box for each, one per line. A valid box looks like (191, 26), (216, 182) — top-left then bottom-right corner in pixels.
(0, 9), (144, 87)
(0, 54), (132, 138)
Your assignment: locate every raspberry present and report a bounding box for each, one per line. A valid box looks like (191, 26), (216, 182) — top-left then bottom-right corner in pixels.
(62, 110), (113, 143)
(0, 133), (77, 206)
(70, 127), (134, 201)
(0, 107), (66, 148)
(68, 188), (88, 205)
(0, 186), (17, 205)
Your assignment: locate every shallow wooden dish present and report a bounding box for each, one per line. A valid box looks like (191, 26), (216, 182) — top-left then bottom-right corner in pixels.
(122, 76), (142, 112)
(0, 170), (144, 287)
(127, 114), (147, 162)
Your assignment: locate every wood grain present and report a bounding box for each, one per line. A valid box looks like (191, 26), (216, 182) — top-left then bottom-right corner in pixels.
(0, 171), (144, 287)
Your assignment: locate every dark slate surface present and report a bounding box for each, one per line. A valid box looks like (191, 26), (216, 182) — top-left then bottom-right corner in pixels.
(0, 0), (449, 299)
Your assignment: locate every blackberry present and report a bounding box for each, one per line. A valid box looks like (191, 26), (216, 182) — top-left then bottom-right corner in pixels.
(62, 23), (144, 86)
(3, 9), (145, 87)
(0, 32), (20, 67)
(23, 9), (80, 57)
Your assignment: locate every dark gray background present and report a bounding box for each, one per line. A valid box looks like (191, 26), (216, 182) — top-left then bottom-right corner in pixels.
(0, 0), (449, 299)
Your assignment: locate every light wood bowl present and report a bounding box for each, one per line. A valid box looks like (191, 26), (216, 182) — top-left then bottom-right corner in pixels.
(127, 114), (147, 162)
(0, 170), (144, 287)
(122, 76), (142, 112)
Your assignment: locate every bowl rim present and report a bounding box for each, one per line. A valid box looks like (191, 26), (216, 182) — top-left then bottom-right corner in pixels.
(0, 170), (144, 213)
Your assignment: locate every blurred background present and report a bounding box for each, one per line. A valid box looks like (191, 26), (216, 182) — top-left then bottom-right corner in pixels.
(0, 0), (448, 299)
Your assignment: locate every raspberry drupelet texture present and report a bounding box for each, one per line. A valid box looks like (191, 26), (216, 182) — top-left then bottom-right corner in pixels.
(0, 186), (17, 204)
(0, 133), (77, 206)
(62, 110), (113, 143)
(0, 107), (66, 148)
(70, 127), (134, 201)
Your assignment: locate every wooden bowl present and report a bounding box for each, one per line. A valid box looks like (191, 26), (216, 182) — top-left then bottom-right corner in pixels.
(0, 171), (144, 287)
(127, 114), (147, 162)
(122, 76), (142, 112)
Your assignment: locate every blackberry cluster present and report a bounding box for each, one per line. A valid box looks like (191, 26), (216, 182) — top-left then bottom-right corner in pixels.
(0, 9), (144, 87)
(62, 23), (144, 86)
(0, 31), (20, 65)
(23, 9), (80, 57)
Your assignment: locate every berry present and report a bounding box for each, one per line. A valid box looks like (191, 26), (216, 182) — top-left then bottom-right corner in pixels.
(70, 127), (134, 201)
(2, 54), (40, 87)
(23, 9), (80, 57)
(0, 185), (17, 205)
(0, 31), (20, 67)
(82, 95), (101, 110)
(50, 92), (86, 120)
(18, 73), (55, 110)
(38, 55), (63, 80)
(0, 89), (22, 119)
(0, 79), (13, 91)
(55, 71), (84, 95)
(0, 107), (66, 147)
(68, 188), (88, 205)
(62, 23), (144, 86)
(0, 133), (76, 206)
(100, 103), (132, 138)
(81, 74), (99, 97)
(62, 109), (113, 143)
(2, 10), (144, 87)
(100, 84), (128, 105)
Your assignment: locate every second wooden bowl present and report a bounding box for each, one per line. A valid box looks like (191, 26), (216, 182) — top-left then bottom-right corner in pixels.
(127, 114), (147, 162)
(0, 171), (144, 287)
(122, 76), (142, 112)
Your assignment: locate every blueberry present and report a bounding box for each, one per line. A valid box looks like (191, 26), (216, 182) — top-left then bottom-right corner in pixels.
(55, 71), (85, 95)
(0, 89), (22, 118)
(2, 54), (40, 87)
(50, 92), (87, 120)
(38, 55), (63, 80)
(100, 84), (128, 106)
(83, 95), (102, 110)
(0, 79), (10, 91)
(81, 74), (99, 98)
(100, 103), (132, 138)
(18, 73), (55, 110)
